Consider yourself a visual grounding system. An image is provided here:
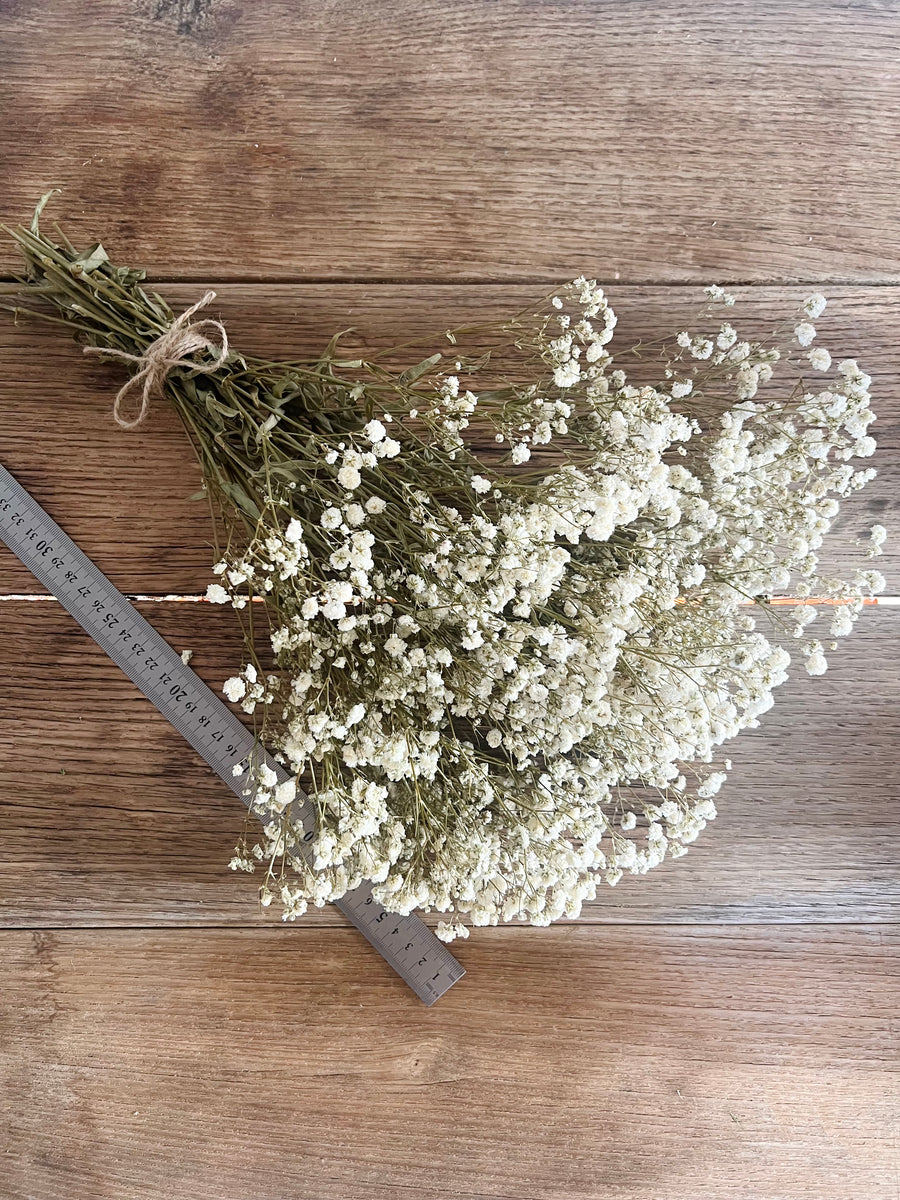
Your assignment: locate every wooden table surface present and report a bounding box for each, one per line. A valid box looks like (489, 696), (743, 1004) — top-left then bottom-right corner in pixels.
(1, 4), (897, 1198)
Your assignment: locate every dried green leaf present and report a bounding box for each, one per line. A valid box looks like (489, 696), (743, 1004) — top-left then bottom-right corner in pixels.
(322, 327), (356, 361)
(203, 391), (239, 419)
(30, 190), (59, 235)
(400, 352), (442, 383)
(71, 243), (108, 274)
(220, 481), (261, 521)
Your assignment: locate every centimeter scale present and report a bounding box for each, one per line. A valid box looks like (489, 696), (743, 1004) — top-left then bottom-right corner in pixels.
(0, 462), (464, 1004)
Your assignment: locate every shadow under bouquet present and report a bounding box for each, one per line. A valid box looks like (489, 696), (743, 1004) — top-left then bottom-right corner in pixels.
(4, 196), (886, 942)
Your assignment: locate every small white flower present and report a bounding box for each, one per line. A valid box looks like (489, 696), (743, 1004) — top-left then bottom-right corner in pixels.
(223, 676), (246, 702)
(830, 608), (854, 637)
(802, 293), (827, 319)
(807, 347), (831, 372)
(553, 360), (581, 388)
(364, 418), (387, 443)
(795, 322), (816, 348)
(321, 507), (342, 530)
(272, 780), (296, 812)
(471, 475), (492, 494)
(259, 764), (278, 789)
(865, 524), (886, 557)
(284, 518), (304, 544)
(301, 597), (319, 620)
(338, 466), (361, 490)
(365, 496), (387, 514)
(206, 583), (230, 604)
(510, 443), (531, 464)
(671, 379), (693, 399)
(698, 771), (727, 799)
(805, 650), (828, 675)
(435, 920), (470, 942)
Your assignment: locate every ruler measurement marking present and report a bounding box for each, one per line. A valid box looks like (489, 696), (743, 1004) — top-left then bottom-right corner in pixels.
(0, 464), (463, 1005)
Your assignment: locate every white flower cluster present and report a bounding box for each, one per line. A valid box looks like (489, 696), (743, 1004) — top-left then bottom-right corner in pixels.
(210, 282), (884, 939)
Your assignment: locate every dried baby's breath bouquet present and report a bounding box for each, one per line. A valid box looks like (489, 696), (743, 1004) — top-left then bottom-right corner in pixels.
(5, 196), (886, 941)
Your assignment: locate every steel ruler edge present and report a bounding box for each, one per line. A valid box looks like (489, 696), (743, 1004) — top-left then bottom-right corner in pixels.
(0, 462), (464, 1005)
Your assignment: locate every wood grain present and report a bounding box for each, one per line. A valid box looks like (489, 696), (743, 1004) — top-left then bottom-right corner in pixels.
(2, 3), (898, 1194)
(2, 1), (900, 283)
(2, 926), (897, 1200)
(1, 284), (896, 594)
(0, 601), (896, 927)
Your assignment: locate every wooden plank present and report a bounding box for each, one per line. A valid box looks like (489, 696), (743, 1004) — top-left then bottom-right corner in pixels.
(1, 926), (896, 1200)
(1, 284), (896, 594)
(0, 601), (896, 926)
(2, 2), (899, 284)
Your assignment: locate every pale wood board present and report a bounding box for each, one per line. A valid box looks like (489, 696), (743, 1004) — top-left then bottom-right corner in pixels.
(0, 602), (896, 927)
(2, 1), (899, 283)
(2, 926), (898, 1200)
(1, 2), (899, 1196)
(0, 284), (896, 593)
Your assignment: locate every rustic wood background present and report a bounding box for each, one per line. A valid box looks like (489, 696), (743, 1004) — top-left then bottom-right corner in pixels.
(1, 3), (897, 1198)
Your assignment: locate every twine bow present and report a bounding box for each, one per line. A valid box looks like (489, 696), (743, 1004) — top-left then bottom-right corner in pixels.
(83, 291), (229, 429)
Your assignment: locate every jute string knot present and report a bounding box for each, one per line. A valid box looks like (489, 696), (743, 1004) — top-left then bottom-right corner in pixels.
(83, 291), (228, 429)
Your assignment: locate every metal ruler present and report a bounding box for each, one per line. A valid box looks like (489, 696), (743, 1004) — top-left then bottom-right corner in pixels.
(0, 462), (464, 1004)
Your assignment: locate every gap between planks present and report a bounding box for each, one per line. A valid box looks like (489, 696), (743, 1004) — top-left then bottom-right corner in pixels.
(2, 593), (899, 603)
